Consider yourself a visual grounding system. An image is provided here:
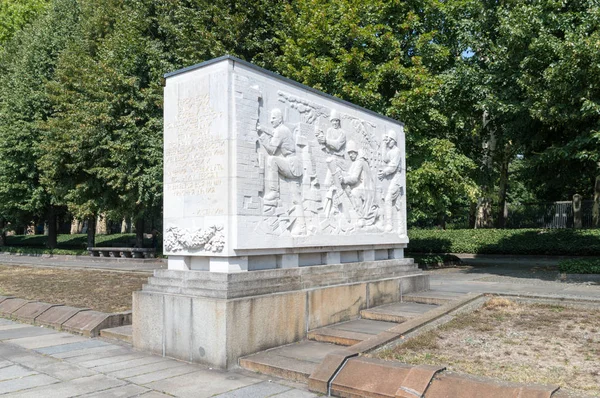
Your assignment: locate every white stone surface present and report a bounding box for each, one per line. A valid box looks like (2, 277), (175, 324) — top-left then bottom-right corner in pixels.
(163, 56), (409, 270)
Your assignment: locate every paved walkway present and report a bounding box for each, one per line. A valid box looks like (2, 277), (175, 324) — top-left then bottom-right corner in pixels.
(0, 255), (599, 396)
(0, 318), (317, 397)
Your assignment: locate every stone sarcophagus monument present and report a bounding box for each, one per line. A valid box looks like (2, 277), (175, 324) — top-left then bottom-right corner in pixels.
(133, 56), (428, 368)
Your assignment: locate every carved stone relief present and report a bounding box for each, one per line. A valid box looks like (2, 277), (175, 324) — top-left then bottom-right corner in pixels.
(250, 88), (406, 237)
(164, 225), (225, 253)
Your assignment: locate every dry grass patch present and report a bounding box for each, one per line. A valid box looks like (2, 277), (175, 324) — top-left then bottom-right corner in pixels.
(0, 265), (148, 313)
(377, 297), (600, 397)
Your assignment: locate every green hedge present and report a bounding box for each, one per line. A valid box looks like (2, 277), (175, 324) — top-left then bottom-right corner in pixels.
(409, 253), (461, 268)
(558, 259), (600, 274)
(408, 229), (600, 256)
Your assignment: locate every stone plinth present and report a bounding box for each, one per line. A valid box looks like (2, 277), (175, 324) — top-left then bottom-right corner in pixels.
(133, 259), (428, 369)
(162, 55), (408, 271)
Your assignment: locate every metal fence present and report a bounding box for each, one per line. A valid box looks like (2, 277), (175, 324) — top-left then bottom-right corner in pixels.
(409, 200), (596, 229)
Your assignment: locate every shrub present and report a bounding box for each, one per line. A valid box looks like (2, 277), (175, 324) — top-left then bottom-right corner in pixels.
(558, 259), (600, 274)
(408, 229), (600, 256)
(409, 253), (461, 268)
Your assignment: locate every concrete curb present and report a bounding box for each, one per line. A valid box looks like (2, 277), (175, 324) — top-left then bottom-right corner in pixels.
(307, 292), (576, 397)
(0, 296), (131, 337)
(0, 251), (165, 264)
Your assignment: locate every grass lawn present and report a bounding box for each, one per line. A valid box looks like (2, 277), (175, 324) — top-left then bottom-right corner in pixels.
(0, 265), (148, 313)
(376, 297), (600, 397)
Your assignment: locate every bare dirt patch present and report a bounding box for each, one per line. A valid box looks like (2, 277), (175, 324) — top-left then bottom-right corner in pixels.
(0, 265), (148, 313)
(376, 297), (600, 397)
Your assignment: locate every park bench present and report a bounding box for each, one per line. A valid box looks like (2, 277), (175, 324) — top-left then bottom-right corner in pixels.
(87, 247), (156, 259)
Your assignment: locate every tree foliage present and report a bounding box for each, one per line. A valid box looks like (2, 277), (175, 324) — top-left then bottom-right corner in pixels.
(0, 0), (599, 235)
(0, 0), (49, 46)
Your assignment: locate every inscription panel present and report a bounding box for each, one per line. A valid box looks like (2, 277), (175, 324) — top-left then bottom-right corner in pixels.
(163, 64), (230, 255)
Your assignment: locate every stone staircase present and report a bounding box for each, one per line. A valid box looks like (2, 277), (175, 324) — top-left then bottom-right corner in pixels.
(239, 290), (465, 382)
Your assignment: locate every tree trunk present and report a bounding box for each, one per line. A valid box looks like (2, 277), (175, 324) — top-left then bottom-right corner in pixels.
(0, 218), (5, 247)
(593, 175), (600, 227)
(476, 111), (496, 229)
(134, 217), (144, 248)
(87, 216), (96, 248)
(96, 213), (108, 235)
(46, 206), (57, 249)
(496, 154), (510, 228)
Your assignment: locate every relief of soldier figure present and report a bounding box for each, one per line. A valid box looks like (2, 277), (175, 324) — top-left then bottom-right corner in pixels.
(255, 104), (403, 236)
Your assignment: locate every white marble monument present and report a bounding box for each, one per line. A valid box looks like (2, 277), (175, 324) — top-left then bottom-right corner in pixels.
(162, 56), (408, 272)
(133, 56), (427, 369)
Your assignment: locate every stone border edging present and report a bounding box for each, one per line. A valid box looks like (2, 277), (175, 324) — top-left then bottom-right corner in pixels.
(0, 295), (131, 337)
(308, 292), (571, 397)
(307, 293), (482, 394)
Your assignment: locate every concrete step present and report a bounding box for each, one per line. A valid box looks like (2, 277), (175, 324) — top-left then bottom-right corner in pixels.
(401, 290), (465, 305)
(99, 325), (132, 344)
(308, 319), (398, 346)
(239, 340), (340, 383)
(361, 301), (440, 323)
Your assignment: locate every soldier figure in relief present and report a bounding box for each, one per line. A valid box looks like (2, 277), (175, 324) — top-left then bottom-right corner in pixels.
(317, 110), (347, 217)
(339, 141), (377, 227)
(257, 108), (302, 201)
(378, 129), (403, 233)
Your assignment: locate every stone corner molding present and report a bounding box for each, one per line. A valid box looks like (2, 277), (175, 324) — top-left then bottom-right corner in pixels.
(164, 225), (225, 253)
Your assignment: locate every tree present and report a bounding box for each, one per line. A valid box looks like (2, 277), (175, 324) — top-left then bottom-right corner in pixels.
(274, 0), (480, 227)
(0, 0), (49, 47)
(0, 0), (80, 247)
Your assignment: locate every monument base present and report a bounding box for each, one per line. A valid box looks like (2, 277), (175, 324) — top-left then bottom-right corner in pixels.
(132, 259), (429, 369)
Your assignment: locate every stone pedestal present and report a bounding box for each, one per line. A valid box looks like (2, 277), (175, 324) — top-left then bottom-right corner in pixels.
(133, 259), (428, 369)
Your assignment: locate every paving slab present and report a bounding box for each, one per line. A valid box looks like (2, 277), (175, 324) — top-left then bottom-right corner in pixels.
(51, 343), (125, 359)
(6, 374), (127, 398)
(35, 306), (90, 329)
(0, 296), (14, 306)
(212, 381), (291, 398)
(0, 325), (56, 340)
(0, 345), (96, 381)
(124, 364), (201, 385)
(271, 389), (319, 397)
(77, 352), (148, 368)
(65, 347), (134, 363)
(107, 358), (189, 379)
(0, 364), (38, 380)
(13, 302), (62, 322)
(0, 374), (58, 394)
(35, 339), (109, 355)
(91, 355), (168, 374)
(100, 324), (132, 343)
(0, 298), (33, 316)
(401, 290), (464, 305)
(307, 327), (372, 346)
(361, 301), (439, 322)
(78, 384), (151, 397)
(240, 341), (340, 383)
(8, 331), (89, 349)
(136, 392), (173, 398)
(144, 369), (261, 398)
(0, 323), (30, 331)
(333, 319), (397, 334)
